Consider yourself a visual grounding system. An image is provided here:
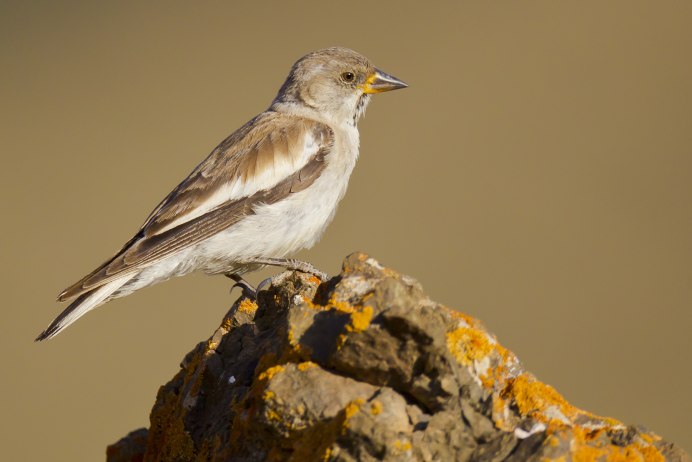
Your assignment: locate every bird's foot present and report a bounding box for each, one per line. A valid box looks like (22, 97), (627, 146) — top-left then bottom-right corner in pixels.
(241, 257), (329, 281)
(226, 259), (328, 301)
(256, 276), (274, 293)
(225, 273), (257, 299)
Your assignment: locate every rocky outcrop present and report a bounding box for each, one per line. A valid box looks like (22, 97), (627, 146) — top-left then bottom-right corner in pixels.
(108, 253), (689, 461)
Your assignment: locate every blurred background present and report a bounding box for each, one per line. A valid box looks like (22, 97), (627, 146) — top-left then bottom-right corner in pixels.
(2, 1), (690, 459)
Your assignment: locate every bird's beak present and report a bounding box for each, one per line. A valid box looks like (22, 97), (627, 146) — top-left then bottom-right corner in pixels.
(361, 68), (408, 94)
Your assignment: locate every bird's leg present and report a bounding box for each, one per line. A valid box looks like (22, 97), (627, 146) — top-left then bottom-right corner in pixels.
(254, 276), (274, 293)
(224, 273), (257, 299)
(241, 257), (329, 281)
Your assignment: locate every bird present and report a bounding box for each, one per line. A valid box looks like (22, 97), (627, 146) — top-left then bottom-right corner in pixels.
(35, 47), (407, 341)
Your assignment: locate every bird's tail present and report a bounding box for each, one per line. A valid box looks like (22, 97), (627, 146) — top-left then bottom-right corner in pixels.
(35, 274), (135, 342)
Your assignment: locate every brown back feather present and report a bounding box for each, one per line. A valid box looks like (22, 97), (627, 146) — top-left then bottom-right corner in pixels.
(58, 114), (333, 301)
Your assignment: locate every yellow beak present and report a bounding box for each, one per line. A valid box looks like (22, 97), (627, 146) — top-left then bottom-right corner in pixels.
(361, 68), (408, 94)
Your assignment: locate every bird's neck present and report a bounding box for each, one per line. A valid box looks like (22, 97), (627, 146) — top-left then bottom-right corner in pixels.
(270, 97), (368, 130)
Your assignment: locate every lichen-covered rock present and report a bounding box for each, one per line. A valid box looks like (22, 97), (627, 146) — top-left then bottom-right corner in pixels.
(108, 253), (689, 462)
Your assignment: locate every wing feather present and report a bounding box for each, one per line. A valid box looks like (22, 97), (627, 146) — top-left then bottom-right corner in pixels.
(58, 114), (333, 301)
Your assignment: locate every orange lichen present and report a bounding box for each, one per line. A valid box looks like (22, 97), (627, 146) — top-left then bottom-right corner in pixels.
(501, 398), (668, 462)
(258, 364), (285, 381)
(444, 307), (521, 392)
(335, 333), (348, 351)
(492, 393), (509, 430)
(342, 398), (365, 430)
(481, 363), (507, 388)
(287, 329), (298, 346)
(547, 435), (561, 447)
(285, 329), (313, 361)
(635, 445), (665, 462)
(221, 317), (233, 330)
(446, 326), (494, 366)
(369, 400), (382, 415)
(393, 439), (412, 452)
(300, 295), (322, 311)
(572, 439), (608, 462)
(238, 298), (258, 314)
(205, 339), (219, 352)
(297, 361), (317, 371)
(500, 374), (626, 434)
(347, 305), (374, 333)
(570, 440), (664, 462)
(448, 309), (477, 327)
(301, 293), (356, 314)
(503, 373), (574, 419)
(265, 407), (282, 423)
(328, 297), (357, 314)
(308, 275), (323, 285)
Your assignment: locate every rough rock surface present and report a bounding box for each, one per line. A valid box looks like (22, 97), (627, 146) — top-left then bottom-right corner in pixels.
(109, 253), (689, 462)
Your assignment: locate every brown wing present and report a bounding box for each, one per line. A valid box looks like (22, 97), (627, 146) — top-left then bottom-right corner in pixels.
(58, 114), (333, 301)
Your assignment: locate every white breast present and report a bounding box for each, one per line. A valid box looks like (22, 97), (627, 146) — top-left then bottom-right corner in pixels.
(196, 124), (361, 274)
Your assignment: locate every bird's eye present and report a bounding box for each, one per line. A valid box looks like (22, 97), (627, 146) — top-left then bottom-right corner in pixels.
(341, 71), (355, 83)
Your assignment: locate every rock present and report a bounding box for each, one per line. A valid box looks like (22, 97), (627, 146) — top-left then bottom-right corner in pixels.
(108, 253), (689, 462)
(107, 428), (148, 462)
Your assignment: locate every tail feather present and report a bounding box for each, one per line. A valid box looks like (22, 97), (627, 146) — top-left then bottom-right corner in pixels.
(36, 275), (134, 342)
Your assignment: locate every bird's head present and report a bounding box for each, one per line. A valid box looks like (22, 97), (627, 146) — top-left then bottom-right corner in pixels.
(272, 47), (407, 126)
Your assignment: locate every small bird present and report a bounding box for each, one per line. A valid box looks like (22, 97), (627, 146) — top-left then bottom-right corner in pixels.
(36, 47), (407, 341)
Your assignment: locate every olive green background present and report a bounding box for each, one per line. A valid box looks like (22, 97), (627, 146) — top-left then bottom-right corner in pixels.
(2, 1), (690, 459)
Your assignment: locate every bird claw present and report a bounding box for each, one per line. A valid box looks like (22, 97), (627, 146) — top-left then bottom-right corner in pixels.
(231, 281), (257, 300)
(226, 273), (258, 300)
(226, 260), (328, 301)
(256, 276), (274, 293)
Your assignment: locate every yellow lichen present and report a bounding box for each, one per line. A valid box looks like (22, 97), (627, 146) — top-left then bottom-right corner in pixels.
(446, 326), (494, 366)
(393, 439), (412, 452)
(329, 297), (357, 314)
(548, 436), (561, 447)
(505, 374), (573, 418)
(300, 293), (357, 314)
(522, 407), (667, 462)
(205, 339), (219, 352)
(443, 307), (523, 393)
(341, 398), (365, 430)
(369, 400), (382, 415)
(297, 361), (317, 371)
(448, 309), (477, 327)
(542, 456), (566, 462)
(300, 295), (321, 311)
(287, 329), (298, 346)
(335, 333), (347, 350)
(347, 305), (374, 333)
(635, 444), (665, 462)
(500, 374), (627, 435)
(570, 440), (664, 462)
(480, 361), (506, 388)
(238, 298), (258, 314)
(492, 394), (509, 430)
(308, 275), (323, 285)
(258, 364), (285, 381)
(263, 390), (276, 401)
(265, 408), (282, 423)
(572, 440), (608, 462)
